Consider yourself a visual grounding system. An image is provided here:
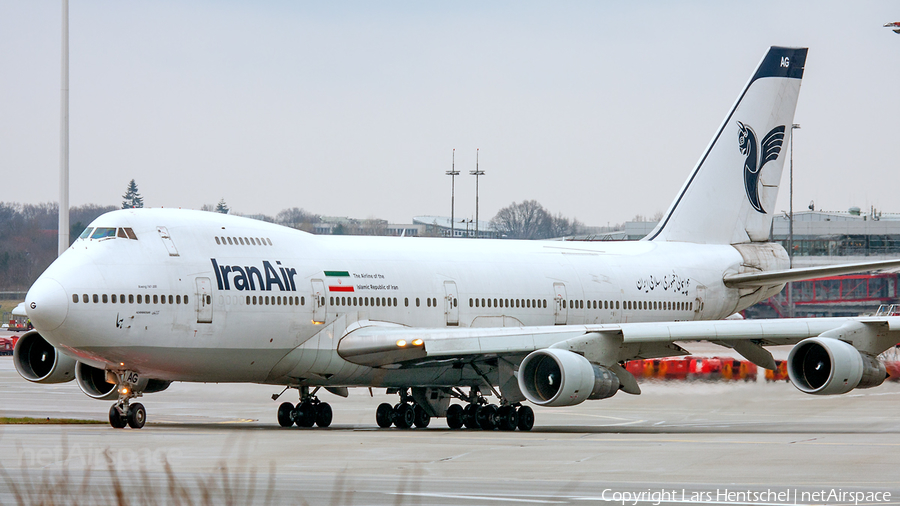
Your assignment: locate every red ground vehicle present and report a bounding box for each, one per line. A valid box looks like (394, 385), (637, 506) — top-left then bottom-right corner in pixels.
(764, 360), (789, 382)
(657, 357), (691, 380)
(0, 336), (13, 355)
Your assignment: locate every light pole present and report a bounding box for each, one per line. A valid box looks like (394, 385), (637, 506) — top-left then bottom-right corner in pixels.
(59, 0), (69, 256)
(445, 149), (459, 238)
(788, 123), (800, 317)
(469, 149), (485, 238)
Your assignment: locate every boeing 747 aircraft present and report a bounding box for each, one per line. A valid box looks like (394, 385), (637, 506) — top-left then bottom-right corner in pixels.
(17, 46), (900, 430)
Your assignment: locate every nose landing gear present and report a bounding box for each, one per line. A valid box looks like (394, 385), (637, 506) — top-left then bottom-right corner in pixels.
(108, 371), (146, 429)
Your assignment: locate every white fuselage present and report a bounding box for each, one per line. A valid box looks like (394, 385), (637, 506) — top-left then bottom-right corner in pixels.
(31, 209), (781, 387)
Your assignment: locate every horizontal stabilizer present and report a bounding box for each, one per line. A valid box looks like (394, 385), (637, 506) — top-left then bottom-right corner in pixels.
(724, 258), (900, 288)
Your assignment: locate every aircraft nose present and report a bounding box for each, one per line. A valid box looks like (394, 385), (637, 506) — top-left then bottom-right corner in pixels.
(25, 277), (69, 331)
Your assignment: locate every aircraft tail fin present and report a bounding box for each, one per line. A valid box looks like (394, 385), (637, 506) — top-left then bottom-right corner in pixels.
(646, 46), (807, 245)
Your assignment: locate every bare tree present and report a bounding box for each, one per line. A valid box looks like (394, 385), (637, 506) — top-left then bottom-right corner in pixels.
(547, 213), (584, 238)
(276, 208), (320, 232)
(491, 200), (551, 239)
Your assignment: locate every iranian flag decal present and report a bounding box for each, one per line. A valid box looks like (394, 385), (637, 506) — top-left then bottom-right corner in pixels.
(325, 271), (354, 292)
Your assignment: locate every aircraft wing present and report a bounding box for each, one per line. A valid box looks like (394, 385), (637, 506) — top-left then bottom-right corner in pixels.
(338, 316), (900, 371)
(724, 258), (900, 288)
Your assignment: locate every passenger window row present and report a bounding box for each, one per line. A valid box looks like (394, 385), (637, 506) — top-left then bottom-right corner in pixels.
(329, 296), (448, 309)
(215, 236), (272, 246)
(247, 295), (303, 306)
(470, 298), (548, 309)
(623, 300), (693, 311)
(73, 293), (189, 305)
(332, 296), (398, 307)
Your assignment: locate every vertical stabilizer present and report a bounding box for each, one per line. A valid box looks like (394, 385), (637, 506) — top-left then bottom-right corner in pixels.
(646, 47), (807, 245)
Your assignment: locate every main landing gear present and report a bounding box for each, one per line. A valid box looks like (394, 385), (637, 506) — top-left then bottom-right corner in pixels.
(276, 386), (333, 428)
(375, 389), (433, 429)
(376, 387), (534, 431)
(108, 371), (146, 429)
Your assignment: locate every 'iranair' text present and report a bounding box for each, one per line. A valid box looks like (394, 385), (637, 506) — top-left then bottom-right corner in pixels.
(211, 259), (298, 292)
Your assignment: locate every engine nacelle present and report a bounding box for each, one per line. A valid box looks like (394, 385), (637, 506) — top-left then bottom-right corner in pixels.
(518, 349), (620, 407)
(788, 337), (886, 395)
(13, 331), (76, 384)
(75, 362), (171, 400)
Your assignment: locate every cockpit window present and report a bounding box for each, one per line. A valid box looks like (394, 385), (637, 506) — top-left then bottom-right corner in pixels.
(90, 227), (117, 239)
(117, 228), (128, 238)
(123, 228), (137, 239)
(79, 227), (94, 239)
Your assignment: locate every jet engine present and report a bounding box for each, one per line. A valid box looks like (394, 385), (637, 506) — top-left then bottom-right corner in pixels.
(517, 349), (619, 407)
(75, 362), (171, 400)
(787, 337), (886, 395)
(13, 331), (76, 384)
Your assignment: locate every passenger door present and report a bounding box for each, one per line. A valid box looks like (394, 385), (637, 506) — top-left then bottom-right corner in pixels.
(311, 279), (326, 324)
(195, 277), (212, 323)
(553, 282), (567, 325)
(444, 281), (459, 326)
(157, 226), (179, 257)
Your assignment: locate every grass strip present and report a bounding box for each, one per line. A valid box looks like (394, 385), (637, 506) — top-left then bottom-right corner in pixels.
(0, 417), (105, 425)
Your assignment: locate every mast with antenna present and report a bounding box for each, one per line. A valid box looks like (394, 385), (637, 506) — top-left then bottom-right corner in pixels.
(445, 149), (459, 238)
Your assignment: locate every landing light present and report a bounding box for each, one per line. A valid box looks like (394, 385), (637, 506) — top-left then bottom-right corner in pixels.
(411, 339), (424, 346)
(120, 387), (129, 395)
(396, 340), (407, 348)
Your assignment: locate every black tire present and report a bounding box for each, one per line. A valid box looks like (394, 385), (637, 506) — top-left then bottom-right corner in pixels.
(126, 403), (146, 429)
(463, 404), (479, 429)
(376, 403), (394, 428)
(446, 404), (464, 429)
(393, 403), (414, 429)
(295, 402), (316, 427)
(277, 402), (295, 428)
(109, 405), (127, 429)
(496, 405), (518, 431)
(316, 403), (333, 428)
(413, 405), (430, 428)
(516, 405), (534, 431)
(477, 404), (497, 430)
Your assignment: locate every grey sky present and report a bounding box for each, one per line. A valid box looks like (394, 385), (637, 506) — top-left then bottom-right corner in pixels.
(1, 1), (898, 226)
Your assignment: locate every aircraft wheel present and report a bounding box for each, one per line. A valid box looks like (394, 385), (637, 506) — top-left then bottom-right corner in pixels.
(393, 403), (414, 429)
(316, 403), (333, 428)
(413, 404), (430, 428)
(446, 404), (464, 429)
(277, 402), (295, 428)
(109, 405), (127, 429)
(516, 406), (534, 431)
(295, 402), (316, 427)
(463, 404), (479, 429)
(477, 404), (497, 430)
(496, 405), (518, 431)
(376, 403), (394, 428)
(126, 403), (146, 429)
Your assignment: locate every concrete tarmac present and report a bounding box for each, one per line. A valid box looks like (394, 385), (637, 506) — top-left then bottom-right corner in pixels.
(2, 348), (900, 505)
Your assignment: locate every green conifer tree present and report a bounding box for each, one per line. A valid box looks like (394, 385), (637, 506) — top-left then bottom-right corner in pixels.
(122, 180), (144, 209)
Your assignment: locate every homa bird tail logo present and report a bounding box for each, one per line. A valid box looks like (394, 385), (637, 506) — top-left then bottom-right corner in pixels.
(737, 122), (785, 214)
